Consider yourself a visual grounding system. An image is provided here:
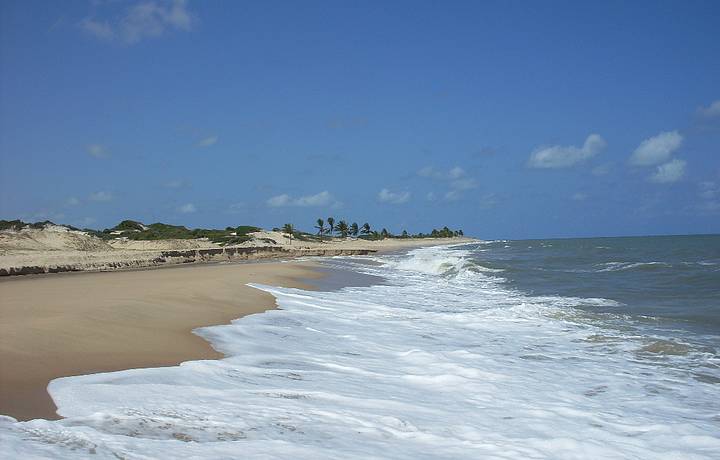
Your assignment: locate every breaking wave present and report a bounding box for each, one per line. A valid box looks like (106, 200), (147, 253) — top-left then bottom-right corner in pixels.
(1, 245), (718, 459)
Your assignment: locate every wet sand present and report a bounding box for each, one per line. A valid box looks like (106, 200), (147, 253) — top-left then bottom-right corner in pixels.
(0, 261), (322, 421)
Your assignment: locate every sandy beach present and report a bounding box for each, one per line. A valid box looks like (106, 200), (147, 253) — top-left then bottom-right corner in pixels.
(0, 261), (322, 421)
(0, 227), (473, 421)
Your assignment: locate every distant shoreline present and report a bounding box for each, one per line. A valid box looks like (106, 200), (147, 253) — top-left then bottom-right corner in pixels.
(0, 232), (476, 278)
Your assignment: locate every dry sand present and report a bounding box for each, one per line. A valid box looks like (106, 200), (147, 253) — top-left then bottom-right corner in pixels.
(0, 261), (322, 421)
(0, 230), (475, 421)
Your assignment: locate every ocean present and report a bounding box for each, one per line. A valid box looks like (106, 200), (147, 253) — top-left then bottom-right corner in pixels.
(1, 235), (719, 458)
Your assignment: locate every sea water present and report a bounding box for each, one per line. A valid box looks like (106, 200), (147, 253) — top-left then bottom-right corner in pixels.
(1, 236), (719, 459)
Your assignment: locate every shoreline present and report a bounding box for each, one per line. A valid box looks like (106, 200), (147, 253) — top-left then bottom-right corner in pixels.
(0, 260), (325, 421)
(0, 240), (472, 421)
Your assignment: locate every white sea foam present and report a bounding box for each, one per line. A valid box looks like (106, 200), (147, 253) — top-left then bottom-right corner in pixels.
(596, 261), (672, 272)
(1, 245), (719, 459)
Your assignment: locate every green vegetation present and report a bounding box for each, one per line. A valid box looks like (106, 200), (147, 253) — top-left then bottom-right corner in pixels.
(112, 220), (145, 231)
(336, 220), (349, 238)
(315, 218), (325, 241)
(3, 216), (465, 247)
(0, 219), (61, 231)
(282, 223), (295, 245)
(304, 217), (465, 241)
(100, 221), (262, 245)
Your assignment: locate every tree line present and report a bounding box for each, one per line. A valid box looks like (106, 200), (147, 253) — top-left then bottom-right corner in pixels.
(279, 218), (463, 243)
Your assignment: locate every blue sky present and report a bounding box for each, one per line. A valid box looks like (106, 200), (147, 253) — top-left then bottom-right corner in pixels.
(1, 0), (719, 239)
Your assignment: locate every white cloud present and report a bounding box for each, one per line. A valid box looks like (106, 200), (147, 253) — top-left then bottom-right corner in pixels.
(267, 194), (291, 207)
(418, 166), (466, 180)
(649, 159), (686, 184)
(572, 192), (587, 201)
(697, 100), (720, 118)
(196, 135), (218, 147)
(699, 181), (719, 200)
(86, 144), (110, 158)
(418, 165), (477, 200)
(378, 188), (411, 204)
(696, 181), (720, 214)
(80, 19), (114, 40)
(528, 134), (606, 169)
(66, 197), (80, 206)
(629, 131), (683, 166)
(80, 0), (194, 45)
(448, 166), (465, 179)
(267, 191), (339, 207)
(426, 192), (437, 201)
(450, 178), (477, 191)
(294, 191), (334, 207)
(89, 191), (112, 202)
(444, 190), (461, 201)
(178, 203), (196, 213)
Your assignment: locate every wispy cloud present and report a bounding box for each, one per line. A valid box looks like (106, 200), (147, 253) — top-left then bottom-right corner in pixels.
(478, 193), (498, 209)
(528, 134), (606, 169)
(178, 203), (197, 213)
(378, 188), (411, 204)
(86, 144), (110, 158)
(66, 197), (80, 206)
(697, 100), (720, 118)
(267, 194), (291, 207)
(443, 190), (462, 202)
(227, 202), (246, 214)
(418, 165), (478, 201)
(572, 192), (588, 201)
(418, 166), (466, 180)
(629, 131), (683, 166)
(267, 191), (340, 208)
(89, 191), (112, 202)
(649, 159), (686, 184)
(80, 0), (194, 45)
(196, 135), (218, 148)
(80, 19), (114, 40)
(450, 177), (477, 191)
(697, 181), (720, 213)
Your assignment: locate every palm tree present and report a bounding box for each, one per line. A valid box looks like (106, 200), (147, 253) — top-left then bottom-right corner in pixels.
(350, 222), (359, 237)
(336, 220), (349, 238)
(327, 217), (335, 237)
(282, 223), (294, 245)
(315, 218), (325, 241)
(381, 228), (389, 239)
(361, 223), (371, 235)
